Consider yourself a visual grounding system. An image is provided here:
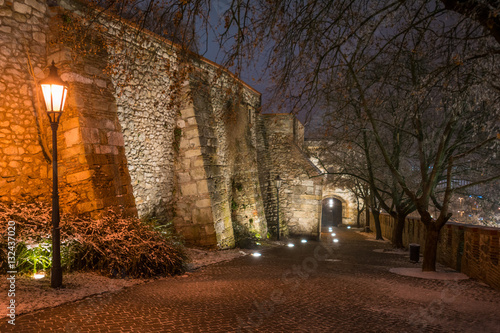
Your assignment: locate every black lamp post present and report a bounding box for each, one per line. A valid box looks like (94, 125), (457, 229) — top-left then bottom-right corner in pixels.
(275, 175), (282, 240)
(40, 61), (68, 288)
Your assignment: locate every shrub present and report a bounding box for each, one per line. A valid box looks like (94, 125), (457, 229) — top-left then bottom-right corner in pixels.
(0, 202), (186, 278)
(16, 240), (52, 275)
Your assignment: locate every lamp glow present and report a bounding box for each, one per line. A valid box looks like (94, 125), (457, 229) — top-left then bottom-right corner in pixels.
(287, 243), (295, 247)
(333, 238), (339, 243)
(301, 239), (307, 243)
(347, 226), (351, 229)
(40, 61), (68, 123)
(328, 227), (333, 232)
(331, 233), (336, 237)
(33, 272), (45, 279)
(252, 252), (262, 257)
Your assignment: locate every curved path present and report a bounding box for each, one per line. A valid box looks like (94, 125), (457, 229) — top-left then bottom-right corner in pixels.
(2, 228), (499, 332)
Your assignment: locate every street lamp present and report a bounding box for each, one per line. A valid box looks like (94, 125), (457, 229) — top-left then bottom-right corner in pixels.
(40, 60), (68, 288)
(275, 175), (282, 240)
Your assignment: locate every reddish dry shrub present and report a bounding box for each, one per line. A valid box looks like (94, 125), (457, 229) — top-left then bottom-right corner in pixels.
(0, 202), (185, 278)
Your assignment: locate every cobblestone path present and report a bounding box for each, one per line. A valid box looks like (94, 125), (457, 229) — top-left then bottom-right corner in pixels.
(2, 228), (500, 332)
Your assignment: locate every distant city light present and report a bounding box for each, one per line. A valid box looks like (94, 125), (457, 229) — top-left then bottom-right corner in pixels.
(252, 252), (262, 257)
(301, 239), (307, 243)
(333, 238), (339, 243)
(287, 243), (295, 247)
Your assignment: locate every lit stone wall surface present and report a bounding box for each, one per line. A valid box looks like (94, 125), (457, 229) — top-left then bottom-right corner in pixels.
(373, 214), (500, 290)
(257, 114), (323, 238)
(0, 0), (51, 202)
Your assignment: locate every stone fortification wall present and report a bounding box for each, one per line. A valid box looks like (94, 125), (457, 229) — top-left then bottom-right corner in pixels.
(1, 0), (266, 248)
(0, 0), (52, 203)
(173, 69), (265, 248)
(372, 214), (500, 290)
(257, 114), (323, 238)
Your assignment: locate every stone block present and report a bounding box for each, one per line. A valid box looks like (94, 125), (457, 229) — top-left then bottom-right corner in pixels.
(197, 180), (209, 194)
(25, 0), (46, 13)
(190, 167), (206, 180)
(185, 148), (201, 158)
(10, 124), (25, 134)
(181, 183), (197, 196)
(196, 198), (211, 208)
(0, 7), (12, 16)
(193, 156), (204, 167)
(3, 146), (18, 155)
(13, 2), (31, 15)
(180, 107), (195, 118)
(177, 172), (191, 183)
(60, 145), (85, 159)
(81, 127), (100, 143)
(62, 117), (80, 131)
(67, 170), (93, 183)
(64, 127), (81, 147)
(185, 128), (199, 139)
(107, 131), (124, 146)
(32, 31), (45, 44)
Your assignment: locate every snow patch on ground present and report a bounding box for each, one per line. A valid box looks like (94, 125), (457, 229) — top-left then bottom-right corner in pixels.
(373, 248), (408, 255)
(0, 247), (250, 318)
(389, 267), (469, 280)
(0, 272), (143, 318)
(185, 247), (251, 270)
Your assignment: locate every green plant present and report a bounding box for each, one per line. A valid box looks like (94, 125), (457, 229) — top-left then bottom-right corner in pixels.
(231, 199), (238, 211)
(17, 240), (52, 275)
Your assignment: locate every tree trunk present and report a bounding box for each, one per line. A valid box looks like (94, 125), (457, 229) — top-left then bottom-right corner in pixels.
(422, 223), (441, 271)
(357, 209), (362, 228)
(372, 210), (383, 240)
(392, 213), (407, 249)
(365, 197), (370, 229)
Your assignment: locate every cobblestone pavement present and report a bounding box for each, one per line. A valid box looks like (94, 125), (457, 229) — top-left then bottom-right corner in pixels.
(2, 228), (500, 332)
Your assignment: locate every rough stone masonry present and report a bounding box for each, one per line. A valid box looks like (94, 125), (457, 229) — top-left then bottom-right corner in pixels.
(0, 0), (358, 248)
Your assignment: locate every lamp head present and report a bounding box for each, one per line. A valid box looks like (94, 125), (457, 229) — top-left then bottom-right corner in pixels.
(40, 61), (68, 123)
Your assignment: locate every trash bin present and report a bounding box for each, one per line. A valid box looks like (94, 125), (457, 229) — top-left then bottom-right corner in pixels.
(409, 243), (420, 263)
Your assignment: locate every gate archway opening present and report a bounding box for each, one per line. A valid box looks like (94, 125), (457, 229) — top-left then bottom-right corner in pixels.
(321, 197), (343, 232)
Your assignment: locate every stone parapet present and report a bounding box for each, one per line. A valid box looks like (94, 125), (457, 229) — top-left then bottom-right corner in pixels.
(373, 214), (500, 290)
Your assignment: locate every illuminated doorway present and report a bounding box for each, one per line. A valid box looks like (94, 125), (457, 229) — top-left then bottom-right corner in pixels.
(322, 197), (343, 229)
